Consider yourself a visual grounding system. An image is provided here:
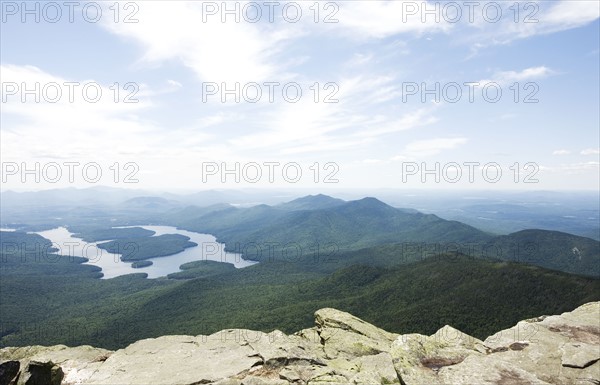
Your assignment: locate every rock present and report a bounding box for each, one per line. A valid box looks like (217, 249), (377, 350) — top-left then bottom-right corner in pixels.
(434, 354), (553, 385)
(390, 325), (485, 385)
(0, 360), (19, 385)
(391, 302), (600, 385)
(314, 308), (398, 359)
(240, 377), (288, 385)
(85, 333), (263, 384)
(560, 342), (600, 368)
(472, 302), (600, 385)
(15, 360), (63, 385)
(0, 344), (111, 385)
(0, 303), (597, 385)
(347, 352), (398, 384)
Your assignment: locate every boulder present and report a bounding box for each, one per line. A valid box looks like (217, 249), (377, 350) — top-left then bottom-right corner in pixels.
(391, 302), (600, 385)
(0, 345), (108, 385)
(0, 360), (19, 385)
(391, 325), (485, 384)
(314, 308), (398, 359)
(0, 303), (597, 385)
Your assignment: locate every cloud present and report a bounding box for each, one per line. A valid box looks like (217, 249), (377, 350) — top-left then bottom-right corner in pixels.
(401, 137), (468, 157)
(495, 67), (554, 82)
(328, 1), (451, 39)
(463, 1), (600, 52)
(166, 80), (183, 89)
(101, 1), (296, 83)
(543, 1), (600, 32)
(581, 148), (600, 155)
(0, 64), (220, 174)
(479, 66), (554, 86)
(553, 150), (571, 155)
(226, 74), (440, 156)
(352, 107), (439, 139)
(540, 162), (600, 173)
(362, 159), (384, 164)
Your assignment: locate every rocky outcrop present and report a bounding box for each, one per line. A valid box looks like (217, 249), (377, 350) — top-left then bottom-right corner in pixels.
(1, 303), (598, 385)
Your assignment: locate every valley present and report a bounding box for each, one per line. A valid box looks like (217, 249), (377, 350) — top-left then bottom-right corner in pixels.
(1, 190), (598, 350)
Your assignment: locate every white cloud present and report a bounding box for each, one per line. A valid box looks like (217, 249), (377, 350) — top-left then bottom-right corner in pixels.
(352, 108), (439, 139)
(553, 149), (571, 155)
(0, 64), (152, 162)
(480, 66), (554, 86)
(543, 1), (600, 32)
(362, 159), (384, 164)
(101, 1), (296, 83)
(0, 64), (222, 182)
(329, 1), (451, 39)
(226, 75), (440, 156)
(402, 137), (468, 157)
(541, 162), (600, 173)
(166, 80), (183, 89)
(495, 67), (554, 82)
(581, 148), (600, 155)
(463, 1), (600, 51)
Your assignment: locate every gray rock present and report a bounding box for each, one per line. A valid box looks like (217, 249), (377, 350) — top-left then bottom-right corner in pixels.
(84, 334), (262, 384)
(314, 308), (398, 359)
(390, 325), (485, 385)
(0, 303), (597, 385)
(560, 342), (600, 368)
(0, 344), (111, 385)
(16, 360), (63, 385)
(0, 360), (20, 385)
(392, 302), (600, 385)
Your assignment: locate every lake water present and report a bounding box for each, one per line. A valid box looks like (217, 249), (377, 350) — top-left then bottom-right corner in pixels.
(34, 226), (257, 279)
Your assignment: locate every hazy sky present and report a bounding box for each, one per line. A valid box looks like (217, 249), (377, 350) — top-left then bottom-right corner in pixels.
(1, 1), (599, 191)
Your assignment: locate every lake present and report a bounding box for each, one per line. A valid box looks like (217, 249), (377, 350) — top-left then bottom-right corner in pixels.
(35, 226), (257, 279)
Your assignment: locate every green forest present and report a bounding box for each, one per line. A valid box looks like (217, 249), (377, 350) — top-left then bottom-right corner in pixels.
(1, 231), (598, 350)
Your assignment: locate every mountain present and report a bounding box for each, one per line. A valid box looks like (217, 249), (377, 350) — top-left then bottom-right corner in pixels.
(0, 187), (149, 207)
(277, 194), (346, 211)
(4, 189), (598, 239)
(174, 196), (493, 254)
(166, 195), (600, 277)
(2, 231), (598, 350)
(2, 302), (598, 385)
(486, 229), (600, 277)
(1, 194), (599, 352)
(121, 196), (181, 210)
(337, 228), (600, 278)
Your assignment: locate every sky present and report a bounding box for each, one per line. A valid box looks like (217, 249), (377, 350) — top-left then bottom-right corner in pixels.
(1, 0), (599, 191)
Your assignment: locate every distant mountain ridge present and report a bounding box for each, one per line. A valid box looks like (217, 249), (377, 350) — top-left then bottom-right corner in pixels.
(168, 194), (599, 277)
(1, 191), (598, 277)
(277, 193), (346, 210)
(174, 195), (493, 253)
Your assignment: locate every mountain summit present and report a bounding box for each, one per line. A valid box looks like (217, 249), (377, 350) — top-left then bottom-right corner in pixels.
(278, 194), (346, 210)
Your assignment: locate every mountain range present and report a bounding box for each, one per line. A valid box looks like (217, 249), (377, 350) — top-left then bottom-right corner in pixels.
(0, 191), (599, 350)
